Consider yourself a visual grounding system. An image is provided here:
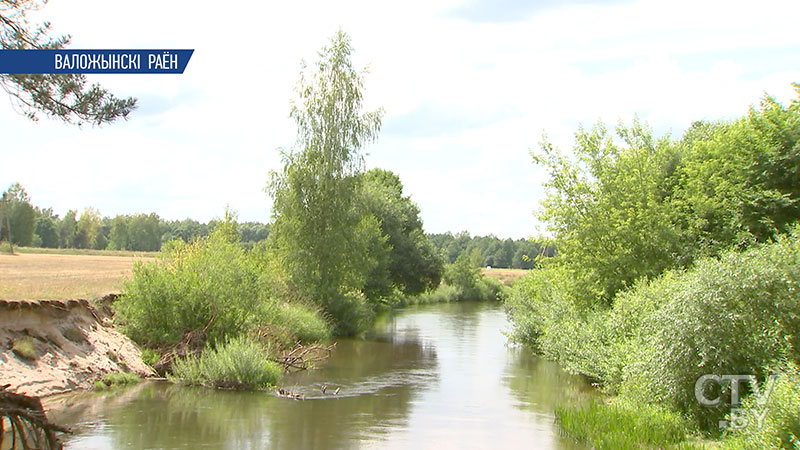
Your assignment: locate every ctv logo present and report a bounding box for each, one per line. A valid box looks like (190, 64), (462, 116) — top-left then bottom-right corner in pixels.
(694, 374), (779, 430)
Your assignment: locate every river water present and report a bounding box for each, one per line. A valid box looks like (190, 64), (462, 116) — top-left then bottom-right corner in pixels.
(48, 302), (591, 449)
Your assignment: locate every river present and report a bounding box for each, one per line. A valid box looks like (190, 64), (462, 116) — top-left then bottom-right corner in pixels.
(47, 302), (592, 449)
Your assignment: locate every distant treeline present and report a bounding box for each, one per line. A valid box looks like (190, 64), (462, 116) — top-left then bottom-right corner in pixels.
(427, 232), (554, 269)
(0, 183), (269, 252)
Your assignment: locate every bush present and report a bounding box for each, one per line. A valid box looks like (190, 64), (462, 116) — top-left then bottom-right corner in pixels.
(623, 233), (800, 430)
(169, 336), (282, 390)
(408, 253), (507, 304)
(115, 231), (265, 345)
(509, 230), (800, 434)
(720, 363), (800, 449)
(94, 372), (140, 390)
(115, 228), (330, 348)
(267, 302), (331, 346)
(140, 348), (160, 367)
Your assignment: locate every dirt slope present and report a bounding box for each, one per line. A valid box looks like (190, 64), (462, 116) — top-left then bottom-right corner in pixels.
(0, 297), (154, 397)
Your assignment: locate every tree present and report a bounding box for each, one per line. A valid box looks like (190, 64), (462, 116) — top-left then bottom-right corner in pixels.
(268, 30), (383, 334)
(0, 182), (36, 246)
(128, 213), (162, 251)
(359, 168), (443, 297)
(533, 119), (685, 305)
(34, 215), (58, 247)
(74, 207), (101, 248)
(0, 0), (136, 125)
(58, 209), (76, 247)
(107, 215), (129, 250)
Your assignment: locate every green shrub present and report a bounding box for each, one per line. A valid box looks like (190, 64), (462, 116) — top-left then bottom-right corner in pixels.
(94, 372), (140, 390)
(169, 336), (281, 390)
(115, 231), (266, 345)
(556, 398), (693, 450)
(115, 227), (331, 348)
(720, 363), (800, 450)
(140, 348), (160, 367)
(11, 336), (36, 360)
(623, 233), (800, 430)
(277, 302), (331, 342)
(509, 230), (800, 434)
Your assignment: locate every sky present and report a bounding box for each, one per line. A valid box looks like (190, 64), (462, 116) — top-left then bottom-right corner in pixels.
(1, 0), (799, 239)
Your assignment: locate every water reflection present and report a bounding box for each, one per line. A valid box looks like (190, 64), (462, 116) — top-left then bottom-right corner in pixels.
(46, 302), (589, 449)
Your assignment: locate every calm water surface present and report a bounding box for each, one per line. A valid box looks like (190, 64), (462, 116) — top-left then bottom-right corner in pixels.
(48, 302), (591, 449)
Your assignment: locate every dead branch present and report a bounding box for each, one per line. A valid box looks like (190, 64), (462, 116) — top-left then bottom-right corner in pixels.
(0, 385), (70, 450)
(269, 342), (336, 373)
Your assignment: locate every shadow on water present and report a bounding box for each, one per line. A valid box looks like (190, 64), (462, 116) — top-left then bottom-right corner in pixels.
(46, 302), (591, 450)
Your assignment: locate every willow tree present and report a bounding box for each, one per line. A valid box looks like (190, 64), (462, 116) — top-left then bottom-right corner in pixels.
(268, 30), (383, 335)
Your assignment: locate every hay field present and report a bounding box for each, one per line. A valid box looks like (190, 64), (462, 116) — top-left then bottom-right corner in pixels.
(481, 268), (528, 286)
(0, 252), (155, 300)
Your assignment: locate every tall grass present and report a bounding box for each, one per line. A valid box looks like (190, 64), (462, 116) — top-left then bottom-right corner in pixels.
(169, 337), (282, 390)
(555, 398), (695, 450)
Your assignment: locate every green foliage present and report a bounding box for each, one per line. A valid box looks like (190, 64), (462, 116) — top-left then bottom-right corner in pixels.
(533, 119), (686, 305)
(117, 227), (277, 346)
(128, 213), (163, 252)
(267, 30), (383, 335)
(511, 231), (800, 434)
(359, 168), (443, 297)
(409, 252), (505, 304)
(11, 336), (36, 360)
(270, 301), (332, 345)
(93, 372), (140, 390)
(59, 209), (77, 248)
(140, 348), (160, 367)
(720, 363), (800, 450)
(555, 398), (693, 450)
(169, 336), (282, 390)
(428, 231), (553, 269)
(74, 207), (102, 249)
(622, 232), (800, 430)
(116, 216), (331, 351)
(1, 183), (36, 246)
(34, 215), (59, 248)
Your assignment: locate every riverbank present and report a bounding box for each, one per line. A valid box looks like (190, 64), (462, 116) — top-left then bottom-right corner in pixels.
(0, 296), (154, 397)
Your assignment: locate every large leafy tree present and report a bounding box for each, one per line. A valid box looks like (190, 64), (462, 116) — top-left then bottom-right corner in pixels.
(533, 119), (685, 305)
(268, 30), (383, 334)
(0, 0), (136, 124)
(360, 168), (443, 297)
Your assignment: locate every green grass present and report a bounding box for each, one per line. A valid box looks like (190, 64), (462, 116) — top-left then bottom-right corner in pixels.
(140, 348), (161, 367)
(11, 336), (37, 360)
(169, 336), (282, 390)
(14, 246), (158, 258)
(556, 398), (699, 450)
(93, 372), (141, 390)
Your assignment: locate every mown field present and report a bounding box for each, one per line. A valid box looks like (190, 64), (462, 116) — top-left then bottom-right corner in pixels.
(480, 268), (528, 286)
(0, 250), (155, 300)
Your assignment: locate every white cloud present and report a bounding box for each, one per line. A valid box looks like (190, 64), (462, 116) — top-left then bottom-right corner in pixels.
(3, 0), (799, 238)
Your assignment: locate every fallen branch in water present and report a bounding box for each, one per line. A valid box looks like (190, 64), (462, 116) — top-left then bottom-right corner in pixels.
(269, 342), (336, 372)
(0, 385), (71, 450)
